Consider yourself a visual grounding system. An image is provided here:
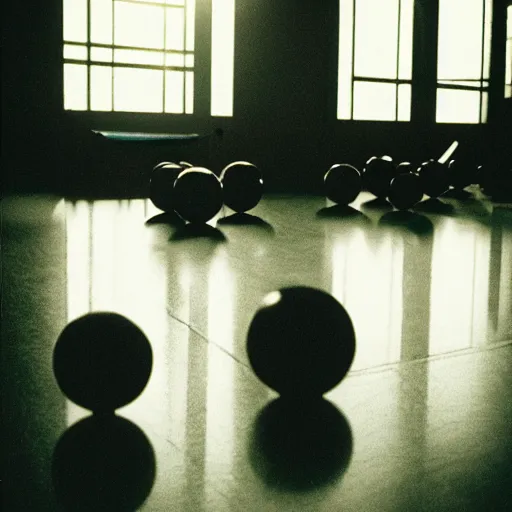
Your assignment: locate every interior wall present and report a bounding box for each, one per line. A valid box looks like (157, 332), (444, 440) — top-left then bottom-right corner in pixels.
(2, 0), (510, 197)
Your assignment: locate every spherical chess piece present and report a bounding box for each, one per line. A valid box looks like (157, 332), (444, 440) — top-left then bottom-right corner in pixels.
(363, 156), (396, 198)
(324, 164), (362, 205)
(173, 167), (223, 224)
(388, 172), (424, 210)
(247, 287), (356, 398)
(417, 160), (450, 198)
(220, 161), (263, 213)
(53, 312), (153, 413)
(149, 163), (183, 212)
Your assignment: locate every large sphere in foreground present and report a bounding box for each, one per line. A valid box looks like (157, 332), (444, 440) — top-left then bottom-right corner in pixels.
(220, 161), (263, 213)
(363, 156), (396, 198)
(149, 163), (183, 212)
(324, 164), (361, 205)
(173, 167), (223, 224)
(53, 312), (153, 413)
(247, 287), (356, 397)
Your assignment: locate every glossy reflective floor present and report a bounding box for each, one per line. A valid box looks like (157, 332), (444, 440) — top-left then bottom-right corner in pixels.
(3, 191), (512, 511)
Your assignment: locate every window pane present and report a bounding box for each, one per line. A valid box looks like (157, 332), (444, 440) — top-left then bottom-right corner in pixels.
(114, 2), (164, 49)
(185, 71), (194, 114)
(506, 40), (512, 87)
(211, 0), (235, 117)
(398, 0), (414, 80)
(480, 91), (488, 123)
(186, 0), (196, 51)
(353, 81), (397, 121)
(398, 83), (411, 121)
(165, 53), (185, 67)
(482, 0), (492, 80)
(64, 44), (88, 61)
(508, 6), (512, 38)
(438, 0), (484, 80)
(354, 0), (399, 79)
(114, 49), (164, 66)
(114, 68), (163, 112)
(91, 0), (113, 44)
(185, 54), (194, 67)
(166, 7), (185, 50)
(436, 89), (481, 123)
(63, 0), (88, 43)
(91, 47), (113, 63)
(64, 64), (88, 110)
(165, 70), (184, 113)
(338, 0), (354, 119)
(91, 66), (113, 111)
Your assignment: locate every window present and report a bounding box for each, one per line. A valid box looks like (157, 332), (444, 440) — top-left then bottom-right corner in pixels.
(63, 0), (235, 116)
(506, 5), (512, 98)
(337, 0), (414, 121)
(436, 0), (492, 123)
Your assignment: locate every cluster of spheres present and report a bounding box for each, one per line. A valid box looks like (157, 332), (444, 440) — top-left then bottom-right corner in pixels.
(149, 160), (263, 223)
(323, 152), (494, 210)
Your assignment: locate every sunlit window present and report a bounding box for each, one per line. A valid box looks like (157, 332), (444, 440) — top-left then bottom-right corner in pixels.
(436, 0), (492, 123)
(63, 0), (234, 116)
(506, 5), (512, 98)
(338, 0), (414, 121)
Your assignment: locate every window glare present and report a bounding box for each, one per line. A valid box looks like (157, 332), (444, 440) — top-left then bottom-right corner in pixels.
(354, 0), (399, 79)
(353, 81), (397, 121)
(436, 89), (481, 124)
(437, 0), (484, 80)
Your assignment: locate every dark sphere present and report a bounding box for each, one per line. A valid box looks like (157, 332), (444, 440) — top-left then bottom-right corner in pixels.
(247, 287), (356, 397)
(220, 161), (263, 213)
(417, 160), (450, 198)
(53, 415), (155, 512)
(363, 156), (396, 198)
(447, 159), (477, 190)
(53, 312), (153, 413)
(149, 163), (183, 212)
(173, 167), (224, 223)
(324, 164), (362, 205)
(388, 172), (424, 211)
(396, 161), (414, 175)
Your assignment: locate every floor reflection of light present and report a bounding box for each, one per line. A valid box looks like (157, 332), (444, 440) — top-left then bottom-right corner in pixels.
(66, 201), (91, 323)
(331, 230), (403, 372)
(496, 229), (512, 340)
(64, 200), (172, 445)
(429, 220), (490, 355)
(205, 248), (235, 504)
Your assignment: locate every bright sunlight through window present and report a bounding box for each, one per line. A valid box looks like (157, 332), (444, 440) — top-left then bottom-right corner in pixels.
(338, 0), (414, 121)
(436, 0), (492, 123)
(506, 5), (512, 98)
(63, 0), (234, 116)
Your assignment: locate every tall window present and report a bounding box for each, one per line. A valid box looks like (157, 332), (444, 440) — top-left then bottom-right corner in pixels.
(506, 4), (512, 98)
(436, 0), (492, 123)
(63, 0), (235, 116)
(337, 0), (414, 121)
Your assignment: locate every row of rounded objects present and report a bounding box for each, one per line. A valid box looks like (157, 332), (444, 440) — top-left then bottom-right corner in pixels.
(324, 156), (485, 211)
(53, 287), (356, 414)
(150, 160), (264, 223)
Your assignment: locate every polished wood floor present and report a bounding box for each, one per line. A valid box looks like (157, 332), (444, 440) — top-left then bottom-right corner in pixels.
(3, 191), (512, 511)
